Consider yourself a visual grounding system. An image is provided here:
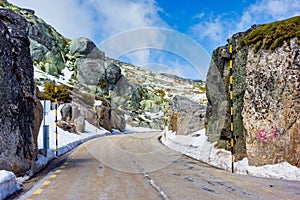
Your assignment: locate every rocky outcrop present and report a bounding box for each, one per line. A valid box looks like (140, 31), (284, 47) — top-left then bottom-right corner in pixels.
(74, 116), (85, 133)
(243, 38), (300, 167)
(205, 30), (250, 159)
(68, 37), (123, 94)
(170, 96), (206, 135)
(33, 88), (43, 156)
(1, 1), (207, 133)
(0, 8), (38, 175)
(1, 0), (69, 76)
(206, 17), (300, 167)
(59, 103), (77, 134)
(69, 37), (105, 60)
(60, 103), (72, 122)
(71, 91), (126, 132)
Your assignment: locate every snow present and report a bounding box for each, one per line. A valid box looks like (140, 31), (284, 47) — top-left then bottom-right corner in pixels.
(94, 100), (102, 106)
(0, 171), (21, 200)
(145, 111), (164, 119)
(36, 104), (110, 167)
(162, 129), (300, 181)
(124, 124), (161, 133)
(34, 66), (73, 87)
(61, 67), (73, 82)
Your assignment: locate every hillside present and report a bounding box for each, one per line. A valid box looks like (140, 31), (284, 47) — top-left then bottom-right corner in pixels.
(0, 0), (207, 133)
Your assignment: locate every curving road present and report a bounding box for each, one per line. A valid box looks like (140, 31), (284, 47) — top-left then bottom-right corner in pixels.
(21, 132), (300, 200)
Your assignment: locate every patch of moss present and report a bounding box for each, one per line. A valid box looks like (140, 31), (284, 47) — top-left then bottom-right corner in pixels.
(241, 16), (300, 52)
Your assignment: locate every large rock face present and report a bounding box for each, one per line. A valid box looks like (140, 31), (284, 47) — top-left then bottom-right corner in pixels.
(206, 19), (299, 167)
(243, 38), (300, 167)
(70, 37), (122, 90)
(205, 31), (250, 159)
(171, 96), (206, 135)
(0, 8), (38, 175)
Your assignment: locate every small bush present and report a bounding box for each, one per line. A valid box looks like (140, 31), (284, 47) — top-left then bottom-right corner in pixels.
(39, 82), (71, 102)
(154, 89), (166, 98)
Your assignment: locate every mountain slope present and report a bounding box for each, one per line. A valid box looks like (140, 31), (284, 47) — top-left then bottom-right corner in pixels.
(0, 0), (207, 133)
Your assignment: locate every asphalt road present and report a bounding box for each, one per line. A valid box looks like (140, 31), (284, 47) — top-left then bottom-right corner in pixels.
(20, 132), (300, 200)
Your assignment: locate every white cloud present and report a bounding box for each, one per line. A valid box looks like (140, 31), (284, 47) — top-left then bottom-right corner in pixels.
(238, 0), (300, 30)
(86, 0), (166, 37)
(192, 17), (225, 43)
(191, 0), (300, 52)
(99, 28), (210, 80)
(9, 0), (168, 74)
(9, 0), (96, 39)
(87, 0), (168, 67)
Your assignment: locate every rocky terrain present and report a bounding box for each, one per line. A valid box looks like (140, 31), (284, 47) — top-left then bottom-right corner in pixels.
(0, 0), (206, 132)
(0, 8), (42, 175)
(206, 16), (300, 167)
(0, 0), (206, 175)
(1, 0), (298, 177)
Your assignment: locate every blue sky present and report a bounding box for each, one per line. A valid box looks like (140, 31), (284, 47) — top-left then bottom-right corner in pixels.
(8, 0), (300, 79)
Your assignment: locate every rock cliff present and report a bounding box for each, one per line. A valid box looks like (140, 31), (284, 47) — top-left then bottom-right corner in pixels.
(0, 8), (42, 175)
(206, 16), (300, 167)
(243, 37), (299, 167)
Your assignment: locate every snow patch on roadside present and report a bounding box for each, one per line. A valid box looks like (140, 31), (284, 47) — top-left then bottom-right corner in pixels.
(163, 129), (300, 181)
(0, 171), (21, 200)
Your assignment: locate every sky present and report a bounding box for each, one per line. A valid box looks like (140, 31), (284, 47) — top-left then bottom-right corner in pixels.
(8, 0), (300, 80)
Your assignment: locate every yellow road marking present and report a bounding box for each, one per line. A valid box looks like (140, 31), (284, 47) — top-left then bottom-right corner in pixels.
(263, 188), (272, 193)
(49, 174), (57, 179)
(32, 188), (43, 195)
(243, 181), (252, 185)
(42, 181), (51, 186)
(55, 169), (62, 173)
(60, 165), (66, 169)
(27, 198), (34, 200)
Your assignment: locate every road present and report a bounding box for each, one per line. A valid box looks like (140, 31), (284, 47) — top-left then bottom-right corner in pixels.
(20, 132), (300, 200)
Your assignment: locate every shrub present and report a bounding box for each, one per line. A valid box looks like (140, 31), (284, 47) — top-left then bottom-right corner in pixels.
(154, 89), (166, 98)
(39, 82), (71, 103)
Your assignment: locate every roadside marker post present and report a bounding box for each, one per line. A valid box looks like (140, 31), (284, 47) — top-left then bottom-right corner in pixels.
(55, 86), (58, 157)
(229, 44), (235, 173)
(163, 120), (167, 141)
